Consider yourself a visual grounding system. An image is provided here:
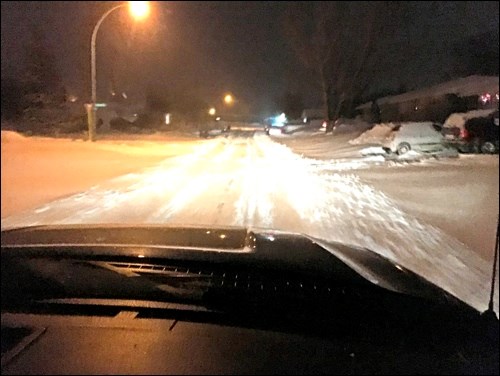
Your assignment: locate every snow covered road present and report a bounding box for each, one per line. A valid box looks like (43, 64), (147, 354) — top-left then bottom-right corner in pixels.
(2, 131), (497, 314)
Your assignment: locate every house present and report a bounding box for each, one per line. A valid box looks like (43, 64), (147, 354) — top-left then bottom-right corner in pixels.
(356, 75), (499, 123)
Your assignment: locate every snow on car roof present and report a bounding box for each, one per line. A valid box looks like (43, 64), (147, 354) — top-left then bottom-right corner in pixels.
(443, 108), (497, 129)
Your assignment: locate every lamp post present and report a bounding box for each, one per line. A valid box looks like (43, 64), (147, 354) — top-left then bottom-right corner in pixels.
(87, 1), (150, 141)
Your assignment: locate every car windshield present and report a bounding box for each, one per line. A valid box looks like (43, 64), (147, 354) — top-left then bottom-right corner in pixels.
(1, 0), (498, 321)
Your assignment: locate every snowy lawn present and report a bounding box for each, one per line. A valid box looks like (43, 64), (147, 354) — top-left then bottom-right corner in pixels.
(1, 131), (200, 216)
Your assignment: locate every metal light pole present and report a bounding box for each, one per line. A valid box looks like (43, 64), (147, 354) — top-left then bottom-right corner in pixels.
(87, 1), (150, 141)
(88, 3), (126, 141)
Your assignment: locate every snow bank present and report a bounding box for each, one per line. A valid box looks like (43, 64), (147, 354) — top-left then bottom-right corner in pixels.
(1, 130), (29, 143)
(396, 150), (424, 160)
(443, 108), (497, 130)
(360, 146), (388, 156)
(1, 130), (203, 217)
(349, 123), (398, 145)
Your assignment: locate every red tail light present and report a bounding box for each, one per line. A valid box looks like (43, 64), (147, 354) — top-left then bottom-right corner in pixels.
(459, 128), (469, 139)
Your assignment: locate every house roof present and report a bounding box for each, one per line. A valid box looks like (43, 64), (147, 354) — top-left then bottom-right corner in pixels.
(357, 75), (499, 110)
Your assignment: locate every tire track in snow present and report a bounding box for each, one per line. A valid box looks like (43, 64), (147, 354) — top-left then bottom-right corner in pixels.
(233, 139), (274, 228)
(147, 141), (239, 222)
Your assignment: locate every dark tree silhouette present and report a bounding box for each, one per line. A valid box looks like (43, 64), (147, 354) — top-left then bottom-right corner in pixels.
(20, 24), (65, 107)
(282, 1), (400, 120)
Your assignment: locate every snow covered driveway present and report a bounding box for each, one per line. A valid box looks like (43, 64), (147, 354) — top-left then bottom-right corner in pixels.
(1, 131), (498, 314)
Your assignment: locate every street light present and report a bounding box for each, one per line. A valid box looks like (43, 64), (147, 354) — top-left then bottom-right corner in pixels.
(88, 1), (150, 141)
(224, 94), (234, 105)
(129, 1), (150, 19)
(208, 107), (216, 116)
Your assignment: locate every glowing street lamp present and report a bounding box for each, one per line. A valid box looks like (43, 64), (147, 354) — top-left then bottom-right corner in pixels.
(88, 1), (150, 141)
(224, 94), (234, 105)
(208, 107), (216, 116)
(129, 1), (150, 19)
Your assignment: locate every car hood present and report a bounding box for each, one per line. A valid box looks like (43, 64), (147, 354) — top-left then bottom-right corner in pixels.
(1, 224), (465, 308)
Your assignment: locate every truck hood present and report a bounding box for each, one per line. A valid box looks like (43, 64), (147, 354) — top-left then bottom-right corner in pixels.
(1, 224), (465, 308)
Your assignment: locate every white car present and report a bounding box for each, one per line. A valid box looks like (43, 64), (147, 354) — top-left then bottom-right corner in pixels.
(383, 122), (446, 155)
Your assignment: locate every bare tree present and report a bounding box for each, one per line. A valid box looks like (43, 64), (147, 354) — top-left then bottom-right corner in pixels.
(283, 1), (399, 121)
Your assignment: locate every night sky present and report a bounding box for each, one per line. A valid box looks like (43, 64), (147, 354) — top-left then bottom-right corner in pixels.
(1, 1), (498, 116)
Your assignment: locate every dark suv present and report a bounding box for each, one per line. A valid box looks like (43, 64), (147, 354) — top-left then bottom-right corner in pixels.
(442, 110), (499, 154)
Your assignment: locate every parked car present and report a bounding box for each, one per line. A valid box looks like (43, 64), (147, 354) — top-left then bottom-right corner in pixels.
(281, 119), (312, 134)
(305, 117), (328, 130)
(442, 110), (499, 154)
(263, 116), (284, 136)
(383, 122), (446, 155)
(199, 119), (231, 138)
(264, 125), (284, 136)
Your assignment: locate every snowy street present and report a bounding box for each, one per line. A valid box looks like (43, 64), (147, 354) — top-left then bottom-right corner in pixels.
(1, 129), (498, 314)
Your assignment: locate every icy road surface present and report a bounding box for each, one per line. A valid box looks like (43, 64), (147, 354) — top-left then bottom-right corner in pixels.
(2, 132), (498, 314)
